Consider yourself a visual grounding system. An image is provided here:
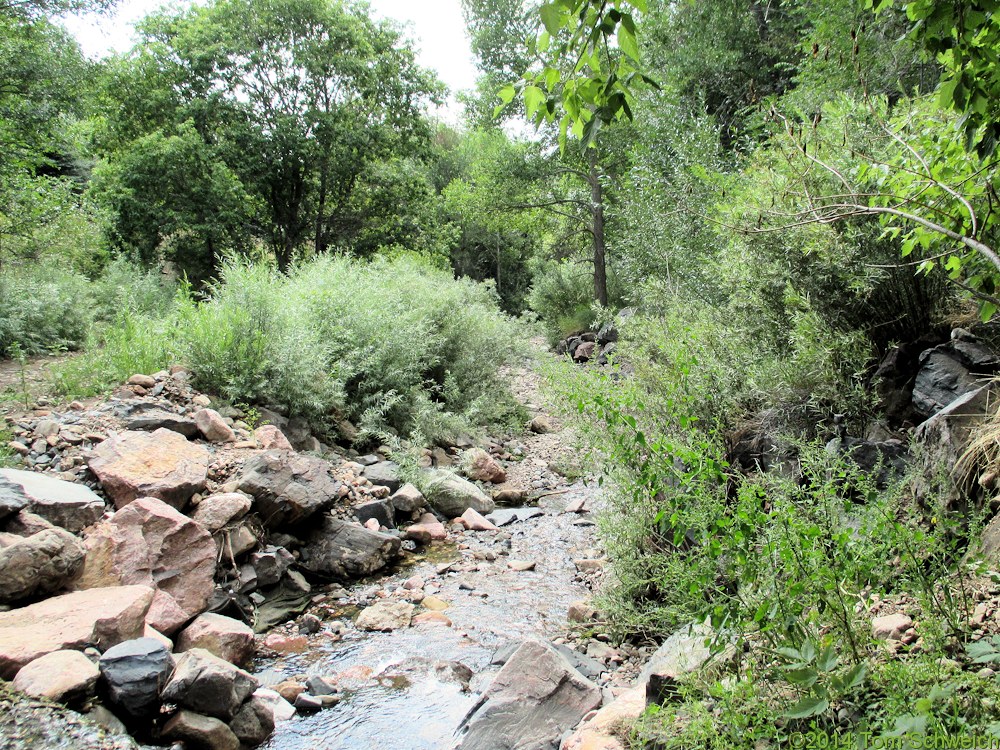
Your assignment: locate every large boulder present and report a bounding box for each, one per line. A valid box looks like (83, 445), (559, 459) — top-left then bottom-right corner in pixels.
(99, 637), (175, 717)
(299, 516), (401, 580)
(0, 469), (105, 533)
(0, 585), (153, 678)
(12, 650), (100, 704)
(176, 613), (255, 667)
(191, 493), (252, 532)
(230, 691), (278, 746)
(235, 451), (341, 529)
(456, 640), (602, 750)
(912, 331), (1000, 419)
(0, 527), (86, 603)
(161, 648), (259, 721)
(86, 429), (209, 510)
(423, 470), (495, 518)
(74, 497), (216, 635)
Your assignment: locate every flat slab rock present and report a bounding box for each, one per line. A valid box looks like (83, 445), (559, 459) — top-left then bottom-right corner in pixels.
(86, 428), (209, 510)
(0, 585), (154, 679)
(299, 516), (401, 580)
(456, 640), (602, 750)
(0, 469), (105, 533)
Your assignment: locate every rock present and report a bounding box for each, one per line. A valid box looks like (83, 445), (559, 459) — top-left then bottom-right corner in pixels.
(405, 512), (448, 543)
(294, 693), (324, 711)
(597, 321), (619, 345)
(356, 601), (414, 631)
(0, 528), (85, 603)
(487, 507), (546, 527)
(561, 686), (645, 750)
(463, 449), (507, 484)
(229, 692), (277, 746)
(872, 613), (913, 640)
(194, 409), (236, 443)
(568, 600), (598, 623)
(12, 650), (99, 703)
(250, 546), (294, 587)
(227, 525), (259, 558)
(162, 710), (240, 750)
(573, 341), (597, 362)
(253, 425), (292, 451)
(0, 469), (105, 533)
(362, 461), (402, 493)
(0, 585), (153, 678)
(176, 614), (255, 667)
(252, 687), (295, 723)
(461, 507), (499, 531)
(117, 403), (198, 438)
(528, 415), (555, 434)
(491, 488), (527, 505)
(423, 470), (495, 518)
(99, 637), (175, 717)
(4, 509), (56, 536)
(235, 451), (341, 529)
(638, 621), (724, 700)
(127, 374), (156, 389)
(390, 484), (426, 513)
(354, 498), (395, 528)
(456, 640), (601, 750)
(826, 436), (909, 489)
(161, 648), (259, 721)
(413, 611), (452, 626)
(191, 493), (252, 532)
(86, 429), (209, 510)
(508, 559), (536, 571)
(299, 516), (401, 580)
(422, 595), (449, 611)
(912, 338), (999, 419)
(75, 497), (216, 635)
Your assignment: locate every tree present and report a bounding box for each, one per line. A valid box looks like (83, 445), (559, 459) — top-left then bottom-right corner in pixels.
(98, 0), (443, 272)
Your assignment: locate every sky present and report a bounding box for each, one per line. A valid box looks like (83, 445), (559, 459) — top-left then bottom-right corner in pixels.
(61, 0), (480, 120)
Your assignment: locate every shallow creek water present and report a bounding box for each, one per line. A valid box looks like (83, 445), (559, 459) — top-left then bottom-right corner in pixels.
(257, 484), (600, 750)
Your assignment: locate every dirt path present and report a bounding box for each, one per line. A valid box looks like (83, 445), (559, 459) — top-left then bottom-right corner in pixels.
(256, 347), (606, 750)
(0, 353), (75, 419)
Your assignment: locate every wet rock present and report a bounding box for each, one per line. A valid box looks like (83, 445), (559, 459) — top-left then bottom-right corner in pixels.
(294, 693), (324, 711)
(354, 498), (395, 528)
(362, 461), (402, 493)
(0, 469), (105, 532)
(250, 546), (294, 587)
(456, 640), (601, 750)
(299, 516), (401, 580)
(75, 497), (216, 635)
(86, 429), (209, 510)
(0, 585), (153, 678)
(162, 648), (259, 721)
(0, 527), (85, 603)
(356, 601), (414, 631)
(423, 470), (495, 518)
(461, 508), (499, 531)
(117, 403), (198, 438)
(253, 425), (292, 451)
(390, 483), (425, 513)
(235, 451), (341, 530)
(229, 692), (277, 746)
(194, 409), (236, 443)
(99, 637), (175, 717)
(464, 449), (507, 484)
(252, 687), (296, 723)
(12, 649), (99, 703)
(191, 493), (252, 532)
(405, 512), (448, 543)
(162, 710), (240, 750)
(873, 613), (913, 640)
(176, 614), (255, 667)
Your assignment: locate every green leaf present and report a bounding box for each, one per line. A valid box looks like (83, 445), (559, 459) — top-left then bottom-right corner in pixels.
(785, 667), (819, 687)
(840, 663), (867, 691)
(815, 647), (839, 673)
(540, 3), (564, 35)
(618, 23), (640, 61)
(523, 85), (546, 118)
(497, 85), (517, 105)
(783, 696), (830, 719)
(981, 302), (998, 324)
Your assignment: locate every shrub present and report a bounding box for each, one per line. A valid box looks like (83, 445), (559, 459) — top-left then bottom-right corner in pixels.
(0, 263), (94, 356)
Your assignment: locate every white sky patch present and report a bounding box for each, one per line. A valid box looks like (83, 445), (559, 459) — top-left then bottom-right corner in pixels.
(60, 0), (479, 122)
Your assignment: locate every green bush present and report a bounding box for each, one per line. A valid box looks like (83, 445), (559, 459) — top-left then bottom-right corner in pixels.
(58, 254), (524, 444)
(0, 263), (95, 356)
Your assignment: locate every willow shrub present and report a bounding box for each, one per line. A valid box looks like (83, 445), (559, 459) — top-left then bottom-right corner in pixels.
(58, 254), (524, 444)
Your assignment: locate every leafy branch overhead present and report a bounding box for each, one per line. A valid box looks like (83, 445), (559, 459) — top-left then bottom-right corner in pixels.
(496, 0), (657, 148)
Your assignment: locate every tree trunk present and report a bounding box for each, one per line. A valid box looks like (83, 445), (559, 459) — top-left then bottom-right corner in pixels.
(314, 158), (328, 255)
(589, 149), (608, 307)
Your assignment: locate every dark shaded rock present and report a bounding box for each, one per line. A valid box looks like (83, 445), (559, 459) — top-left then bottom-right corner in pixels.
(99, 637), (175, 718)
(251, 575), (312, 634)
(250, 546), (294, 587)
(573, 341), (596, 362)
(912, 332), (1000, 419)
(0, 527), (85, 604)
(826, 436), (910, 489)
(116, 402), (198, 438)
(299, 516), (401, 581)
(354, 498), (394, 528)
(0, 476), (28, 521)
(235, 451), (341, 530)
(597, 321), (618, 345)
(229, 692), (276, 746)
(456, 640), (601, 750)
(161, 648), (259, 721)
(162, 710), (240, 750)
(362, 461), (402, 493)
(0, 469), (105, 533)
